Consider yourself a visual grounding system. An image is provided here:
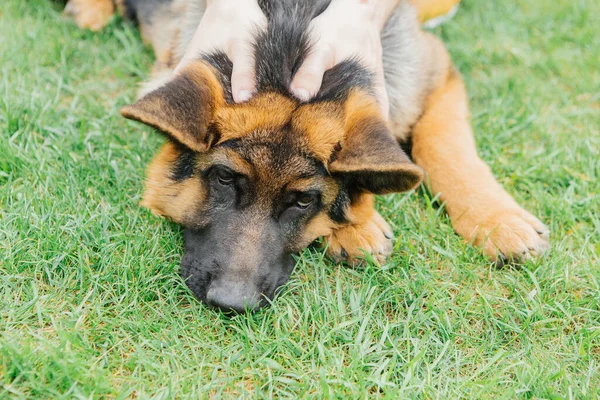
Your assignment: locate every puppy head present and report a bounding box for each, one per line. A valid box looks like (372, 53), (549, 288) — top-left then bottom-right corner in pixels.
(121, 61), (423, 313)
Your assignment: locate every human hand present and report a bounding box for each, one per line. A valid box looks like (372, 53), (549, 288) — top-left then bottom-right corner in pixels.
(290, 0), (391, 117)
(179, 0), (391, 117)
(176, 0), (267, 103)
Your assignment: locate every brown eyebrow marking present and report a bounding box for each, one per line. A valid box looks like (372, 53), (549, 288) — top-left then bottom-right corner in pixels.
(342, 89), (385, 137)
(286, 176), (339, 205)
(286, 178), (323, 193)
(212, 149), (255, 178)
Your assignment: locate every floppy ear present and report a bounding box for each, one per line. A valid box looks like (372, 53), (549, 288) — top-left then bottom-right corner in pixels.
(120, 61), (224, 152)
(329, 94), (424, 194)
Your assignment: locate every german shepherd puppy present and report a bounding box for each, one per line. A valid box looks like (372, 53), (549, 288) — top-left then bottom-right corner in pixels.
(65, 0), (549, 313)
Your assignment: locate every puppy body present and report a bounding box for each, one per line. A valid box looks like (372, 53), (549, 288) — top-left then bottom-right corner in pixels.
(112, 0), (548, 310)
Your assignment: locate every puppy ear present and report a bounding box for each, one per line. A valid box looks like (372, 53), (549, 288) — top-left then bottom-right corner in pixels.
(120, 61), (224, 152)
(329, 92), (424, 194)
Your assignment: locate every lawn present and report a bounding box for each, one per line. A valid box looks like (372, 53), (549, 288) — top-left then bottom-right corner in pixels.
(1, 0), (599, 398)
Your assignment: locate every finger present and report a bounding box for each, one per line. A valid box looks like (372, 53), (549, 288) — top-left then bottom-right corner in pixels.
(290, 46), (332, 101)
(231, 63), (256, 103)
(230, 39), (257, 103)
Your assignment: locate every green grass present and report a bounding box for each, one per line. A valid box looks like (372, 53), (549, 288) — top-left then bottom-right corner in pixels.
(1, 0), (599, 398)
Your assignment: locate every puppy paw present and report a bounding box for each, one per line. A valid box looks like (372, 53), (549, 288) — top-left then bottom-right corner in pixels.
(458, 207), (550, 265)
(64, 0), (115, 31)
(324, 212), (394, 266)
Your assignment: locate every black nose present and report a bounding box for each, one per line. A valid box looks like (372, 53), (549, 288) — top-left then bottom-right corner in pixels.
(205, 282), (262, 314)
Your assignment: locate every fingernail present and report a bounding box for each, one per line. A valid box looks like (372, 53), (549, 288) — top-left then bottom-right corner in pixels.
(292, 88), (311, 102)
(236, 90), (252, 103)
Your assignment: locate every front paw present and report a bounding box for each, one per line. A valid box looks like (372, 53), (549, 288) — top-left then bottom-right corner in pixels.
(457, 207), (550, 265)
(324, 212), (394, 266)
(64, 0), (114, 31)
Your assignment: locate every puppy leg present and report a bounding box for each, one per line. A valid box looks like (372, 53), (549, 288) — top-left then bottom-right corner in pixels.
(64, 0), (115, 31)
(324, 194), (394, 266)
(411, 59), (549, 263)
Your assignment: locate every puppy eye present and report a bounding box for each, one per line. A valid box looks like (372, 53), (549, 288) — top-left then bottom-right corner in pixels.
(216, 170), (234, 186)
(296, 194), (314, 209)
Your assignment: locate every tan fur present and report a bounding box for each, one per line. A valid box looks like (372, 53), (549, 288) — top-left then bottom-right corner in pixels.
(343, 90), (384, 133)
(292, 102), (345, 161)
(215, 93), (297, 143)
(220, 149), (254, 177)
(410, 34), (549, 261)
(301, 214), (337, 246)
(141, 142), (206, 223)
(215, 90), (387, 165)
(324, 193), (394, 265)
(185, 62), (225, 107)
(64, 0), (114, 31)
(292, 88), (420, 177)
(291, 89), (397, 163)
